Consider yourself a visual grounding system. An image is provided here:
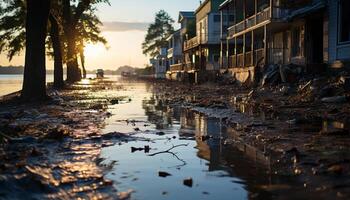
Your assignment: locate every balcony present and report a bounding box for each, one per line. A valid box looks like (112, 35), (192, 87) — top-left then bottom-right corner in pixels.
(170, 63), (183, 72)
(184, 37), (199, 51)
(227, 5), (290, 39)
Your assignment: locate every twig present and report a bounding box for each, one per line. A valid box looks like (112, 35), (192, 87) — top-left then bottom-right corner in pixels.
(148, 144), (189, 167)
(148, 144), (189, 156)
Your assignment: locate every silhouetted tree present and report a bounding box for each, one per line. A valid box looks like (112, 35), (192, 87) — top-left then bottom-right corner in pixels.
(21, 0), (51, 101)
(142, 10), (175, 57)
(62, 0), (109, 82)
(76, 9), (108, 78)
(49, 12), (64, 89)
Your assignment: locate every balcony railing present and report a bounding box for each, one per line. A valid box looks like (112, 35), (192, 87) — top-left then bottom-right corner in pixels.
(227, 48), (265, 69)
(169, 63), (183, 72)
(184, 37), (198, 51)
(237, 53), (244, 68)
(229, 55), (237, 68)
(245, 51), (252, 67)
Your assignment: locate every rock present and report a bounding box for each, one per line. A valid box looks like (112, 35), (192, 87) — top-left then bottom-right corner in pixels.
(45, 126), (70, 140)
(144, 145), (150, 153)
(321, 96), (348, 103)
(110, 99), (119, 105)
(134, 128), (140, 131)
(158, 171), (172, 177)
(183, 178), (193, 187)
(156, 132), (165, 136)
(131, 147), (143, 153)
(117, 189), (134, 200)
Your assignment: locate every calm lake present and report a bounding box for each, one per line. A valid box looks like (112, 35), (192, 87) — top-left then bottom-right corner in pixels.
(0, 74), (54, 97)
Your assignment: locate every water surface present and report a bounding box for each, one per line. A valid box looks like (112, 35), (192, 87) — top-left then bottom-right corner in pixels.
(99, 79), (281, 200)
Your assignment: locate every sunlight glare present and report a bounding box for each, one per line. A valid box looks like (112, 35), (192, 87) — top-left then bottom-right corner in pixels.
(84, 44), (105, 58)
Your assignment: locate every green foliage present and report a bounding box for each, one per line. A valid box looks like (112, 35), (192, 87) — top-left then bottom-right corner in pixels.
(77, 8), (108, 48)
(0, 0), (26, 61)
(135, 65), (155, 75)
(142, 10), (175, 58)
(0, 0), (109, 63)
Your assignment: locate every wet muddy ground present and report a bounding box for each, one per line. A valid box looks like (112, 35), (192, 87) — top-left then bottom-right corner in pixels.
(0, 77), (349, 199)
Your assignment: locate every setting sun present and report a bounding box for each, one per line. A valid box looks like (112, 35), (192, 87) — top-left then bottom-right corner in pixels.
(84, 43), (106, 58)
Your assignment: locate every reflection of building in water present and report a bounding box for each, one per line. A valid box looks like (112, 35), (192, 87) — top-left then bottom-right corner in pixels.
(179, 108), (224, 171)
(142, 95), (174, 129)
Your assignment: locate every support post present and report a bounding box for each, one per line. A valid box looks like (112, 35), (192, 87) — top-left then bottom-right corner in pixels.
(264, 25), (268, 65)
(243, 33), (246, 67)
(252, 30), (255, 66)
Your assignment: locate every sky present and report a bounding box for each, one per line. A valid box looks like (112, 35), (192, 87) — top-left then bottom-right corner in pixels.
(0, 0), (199, 70)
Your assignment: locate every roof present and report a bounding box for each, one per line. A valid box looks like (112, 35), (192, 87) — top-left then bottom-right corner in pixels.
(219, 0), (232, 10)
(195, 0), (226, 14)
(195, 0), (210, 14)
(166, 29), (181, 41)
(286, 0), (326, 21)
(178, 11), (195, 23)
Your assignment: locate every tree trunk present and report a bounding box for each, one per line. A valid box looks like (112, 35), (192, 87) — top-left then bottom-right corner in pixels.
(49, 14), (64, 89)
(79, 42), (87, 79)
(21, 0), (50, 101)
(63, 0), (81, 83)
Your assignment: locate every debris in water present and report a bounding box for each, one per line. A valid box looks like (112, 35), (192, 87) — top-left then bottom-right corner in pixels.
(117, 189), (134, 200)
(183, 178), (193, 187)
(158, 171), (172, 177)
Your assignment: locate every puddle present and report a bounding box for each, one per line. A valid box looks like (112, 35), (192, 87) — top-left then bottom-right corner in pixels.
(99, 79), (305, 200)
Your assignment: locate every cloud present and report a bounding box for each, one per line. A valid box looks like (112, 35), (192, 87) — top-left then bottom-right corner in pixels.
(102, 21), (150, 32)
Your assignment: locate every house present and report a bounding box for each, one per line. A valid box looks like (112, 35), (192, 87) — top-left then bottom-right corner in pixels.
(151, 47), (168, 79)
(219, 0), (350, 84)
(166, 11), (196, 81)
(166, 30), (183, 80)
(183, 0), (226, 83)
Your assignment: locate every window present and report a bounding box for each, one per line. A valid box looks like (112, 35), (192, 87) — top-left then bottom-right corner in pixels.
(214, 15), (221, 22)
(339, 0), (350, 43)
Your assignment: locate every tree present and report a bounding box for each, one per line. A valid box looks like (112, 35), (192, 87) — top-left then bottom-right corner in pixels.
(62, 0), (109, 82)
(0, 0), (26, 61)
(76, 9), (108, 78)
(0, 0), (64, 89)
(21, 0), (51, 101)
(49, 12), (64, 89)
(0, 0), (109, 87)
(142, 10), (175, 58)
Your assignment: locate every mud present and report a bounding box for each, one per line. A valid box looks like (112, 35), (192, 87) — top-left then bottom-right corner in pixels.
(0, 77), (349, 199)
